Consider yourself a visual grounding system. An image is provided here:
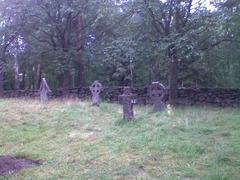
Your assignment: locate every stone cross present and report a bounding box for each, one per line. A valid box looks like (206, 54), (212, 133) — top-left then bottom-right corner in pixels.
(119, 87), (136, 120)
(39, 78), (52, 104)
(89, 80), (103, 106)
(149, 82), (166, 112)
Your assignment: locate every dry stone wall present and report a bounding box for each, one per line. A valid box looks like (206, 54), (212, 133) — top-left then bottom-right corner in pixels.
(2, 87), (240, 107)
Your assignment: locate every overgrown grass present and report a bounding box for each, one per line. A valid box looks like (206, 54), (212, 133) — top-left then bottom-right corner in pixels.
(0, 99), (240, 179)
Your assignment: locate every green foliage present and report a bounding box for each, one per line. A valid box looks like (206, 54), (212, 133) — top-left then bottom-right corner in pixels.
(0, 0), (239, 89)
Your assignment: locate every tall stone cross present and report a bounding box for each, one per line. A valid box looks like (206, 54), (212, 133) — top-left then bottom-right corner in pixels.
(119, 87), (136, 121)
(149, 82), (166, 112)
(90, 80), (103, 106)
(39, 78), (52, 104)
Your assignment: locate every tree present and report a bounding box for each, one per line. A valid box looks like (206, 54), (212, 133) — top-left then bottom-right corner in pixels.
(19, 0), (118, 94)
(127, 0), (232, 105)
(0, 9), (18, 95)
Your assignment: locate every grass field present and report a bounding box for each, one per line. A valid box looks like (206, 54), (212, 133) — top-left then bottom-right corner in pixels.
(0, 99), (240, 180)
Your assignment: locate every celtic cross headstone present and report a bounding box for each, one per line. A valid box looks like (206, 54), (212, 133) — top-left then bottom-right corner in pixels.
(149, 82), (166, 112)
(90, 80), (103, 106)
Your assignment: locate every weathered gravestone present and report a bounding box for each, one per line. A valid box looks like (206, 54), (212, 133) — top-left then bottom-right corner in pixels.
(89, 80), (103, 106)
(149, 82), (166, 112)
(119, 87), (136, 120)
(39, 78), (52, 103)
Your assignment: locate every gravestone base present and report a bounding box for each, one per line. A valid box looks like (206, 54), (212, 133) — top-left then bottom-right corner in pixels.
(122, 98), (134, 120)
(153, 101), (166, 112)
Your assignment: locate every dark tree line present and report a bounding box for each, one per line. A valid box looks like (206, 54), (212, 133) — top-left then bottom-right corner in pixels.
(0, 0), (239, 104)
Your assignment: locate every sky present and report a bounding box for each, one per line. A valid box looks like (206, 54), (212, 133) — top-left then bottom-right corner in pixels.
(197, 0), (217, 11)
(117, 0), (217, 11)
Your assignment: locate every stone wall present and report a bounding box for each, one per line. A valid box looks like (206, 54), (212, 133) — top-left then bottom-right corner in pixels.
(3, 90), (40, 98)
(2, 87), (240, 107)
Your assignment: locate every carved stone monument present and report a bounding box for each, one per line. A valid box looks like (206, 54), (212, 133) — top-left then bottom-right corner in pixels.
(39, 78), (52, 103)
(149, 82), (166, 112)
(119, 87), (136, 120)
(90, 80), (103, 106)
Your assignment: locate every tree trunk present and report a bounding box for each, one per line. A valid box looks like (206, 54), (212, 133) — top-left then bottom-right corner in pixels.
(21, 71), (25, 90)
(0, 72), (3, 97)
(74, 15), (85, 88)
(154, 61), (161, 82)
(29, 70), (35, 90)
(35, 64), (42, 90)
(62, 70), (71, 95)
(168, 59), (178, 105)
(14, 55), (20, 90)
(76, 60), (84, 88)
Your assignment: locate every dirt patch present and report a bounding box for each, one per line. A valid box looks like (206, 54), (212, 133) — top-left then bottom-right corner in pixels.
(0, 155), (40, 176)
(82, 124), (102, 132)
(68, 131), (99, 142)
